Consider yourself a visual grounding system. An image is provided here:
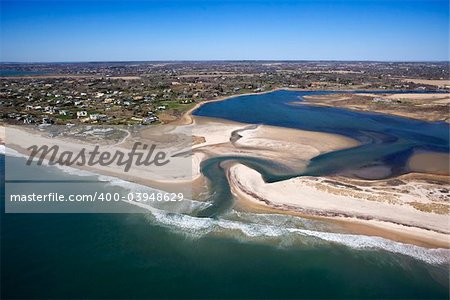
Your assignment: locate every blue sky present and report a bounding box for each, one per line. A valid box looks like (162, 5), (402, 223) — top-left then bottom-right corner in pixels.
(0, 0), (448, 62)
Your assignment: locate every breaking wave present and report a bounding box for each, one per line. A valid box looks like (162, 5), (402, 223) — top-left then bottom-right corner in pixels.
(51, 161), (450, 265)
(5, 151), (450, 265)
(119, 193), (450, 265)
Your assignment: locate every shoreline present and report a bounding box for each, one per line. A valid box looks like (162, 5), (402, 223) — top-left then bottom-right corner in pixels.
(2, 88), (449, 249)
(173, 87), (294, 125)
(178, 90), (450, 248)
(180, 87), (450, 124)
(3, 142), (449, 250)
(175, 86), (429, 125)
(227, 163), (449, 248)
(299, 92), (450, 123)
(230, 172), (450, 249)
(296, 100), (450, 123)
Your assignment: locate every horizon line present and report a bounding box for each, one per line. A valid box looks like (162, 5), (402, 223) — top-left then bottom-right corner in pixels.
(1, 59), (449, 64)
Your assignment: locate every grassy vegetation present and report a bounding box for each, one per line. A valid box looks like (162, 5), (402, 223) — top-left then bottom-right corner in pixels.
(56, 114), (74, 120)
(410, 202), (450, 215)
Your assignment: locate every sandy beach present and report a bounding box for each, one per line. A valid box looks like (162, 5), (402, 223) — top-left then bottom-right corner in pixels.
(227, 163), (449, 247)
(147, 92), (450, 248)
(2, 113), (358, 195)
(2, 89), (449, 248)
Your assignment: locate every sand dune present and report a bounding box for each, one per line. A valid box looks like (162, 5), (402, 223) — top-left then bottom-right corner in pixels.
(228, 163), (450, 247)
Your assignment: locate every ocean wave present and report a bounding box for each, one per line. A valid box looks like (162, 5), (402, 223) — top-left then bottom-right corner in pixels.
(2, 146), (27, 158)
(54, 165), (99, 177)
(7, 150), (448, 265)
(46, 160), (450, 265)
(290, 229), (450, 265)
(123, 199), (450, 265)
(102, 175), (211, 214)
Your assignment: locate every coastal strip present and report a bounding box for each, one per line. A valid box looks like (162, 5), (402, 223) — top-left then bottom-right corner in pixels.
(227, 163), (450, 248)
(2, 89), (449, 249)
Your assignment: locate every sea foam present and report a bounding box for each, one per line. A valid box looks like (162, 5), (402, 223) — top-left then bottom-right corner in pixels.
(5, 150), (449, 265)
(122, 197), (450, 265)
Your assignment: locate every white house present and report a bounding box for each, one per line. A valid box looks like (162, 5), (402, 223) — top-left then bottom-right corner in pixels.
(77, 111), (88, 118)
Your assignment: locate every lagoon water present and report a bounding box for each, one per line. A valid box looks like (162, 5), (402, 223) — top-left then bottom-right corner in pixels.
(193, 90), (450, 217)
(0, 69), (48, 76)
(194, 90), (449, 178)
(2, 90), (450, 299)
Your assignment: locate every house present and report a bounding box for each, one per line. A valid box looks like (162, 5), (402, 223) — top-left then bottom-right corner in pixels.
(23, 116), (36, 124)
(89, 114), (107, 121)
(42, 117), (54, 124)
(44, 106), (55, 114)
(77, 111), (88, 118)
